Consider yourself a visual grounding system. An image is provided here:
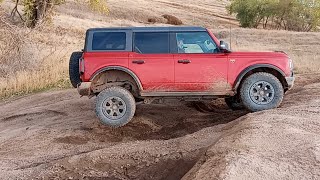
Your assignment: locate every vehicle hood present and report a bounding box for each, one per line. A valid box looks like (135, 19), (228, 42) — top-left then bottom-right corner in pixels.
(228, 51), (289, 59)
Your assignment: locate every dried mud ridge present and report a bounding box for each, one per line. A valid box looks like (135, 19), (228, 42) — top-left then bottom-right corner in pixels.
(0, 74), (320, 180)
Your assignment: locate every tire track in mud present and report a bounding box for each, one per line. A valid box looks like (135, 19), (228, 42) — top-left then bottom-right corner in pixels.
(0, 95), (247, 179)
(14, 146), (108, 171)
(1, 110), (68, 122)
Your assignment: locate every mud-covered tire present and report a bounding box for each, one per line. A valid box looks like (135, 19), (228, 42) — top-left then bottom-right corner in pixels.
(95, 87), (136, 127)
(69, 51), (82, 88)
(225, 96), (245, 110)
(240, 72), (284, 112)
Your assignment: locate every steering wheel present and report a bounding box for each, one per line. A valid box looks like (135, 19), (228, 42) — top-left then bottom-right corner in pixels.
(206, 48), (219, 53)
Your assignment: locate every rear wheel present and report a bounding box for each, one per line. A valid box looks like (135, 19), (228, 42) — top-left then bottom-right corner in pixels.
(95, 87), (136, 127)
(69, 51), (82, 88)
(240, 72), (284, 112)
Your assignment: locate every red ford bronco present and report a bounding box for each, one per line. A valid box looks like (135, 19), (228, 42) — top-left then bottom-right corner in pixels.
(69, 26), (294, 127)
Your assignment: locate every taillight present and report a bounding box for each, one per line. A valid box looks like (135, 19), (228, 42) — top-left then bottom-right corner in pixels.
(79, 57), (85, 74)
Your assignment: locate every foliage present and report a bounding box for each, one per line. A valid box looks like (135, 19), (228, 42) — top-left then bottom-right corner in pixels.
(228, 0), (320, 31)
(89, 0), (109, 15)
(23, 0), (36, 27)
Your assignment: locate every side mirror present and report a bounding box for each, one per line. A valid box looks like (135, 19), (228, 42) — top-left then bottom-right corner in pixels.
(220, 41), (230, 52)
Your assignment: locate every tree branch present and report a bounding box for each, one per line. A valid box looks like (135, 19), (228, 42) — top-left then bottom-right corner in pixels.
(10, 0), (25, 22)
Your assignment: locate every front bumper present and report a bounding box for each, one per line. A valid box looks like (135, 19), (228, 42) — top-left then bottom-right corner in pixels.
(285, 75), (295, 90)
(77, 82), (92, 96)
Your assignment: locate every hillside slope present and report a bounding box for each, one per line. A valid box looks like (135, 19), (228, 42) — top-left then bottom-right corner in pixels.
(1, 1), (320, 179)
(55, 0), (235, 30)
(1, 0), (320, 98)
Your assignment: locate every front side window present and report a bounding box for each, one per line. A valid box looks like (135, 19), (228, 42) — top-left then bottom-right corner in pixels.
(134, 32), (169, 54)
(176, 32), (219, 53)
(92, 32), (126, 50)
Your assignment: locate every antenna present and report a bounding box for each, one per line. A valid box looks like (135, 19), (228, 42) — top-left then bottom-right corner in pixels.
(229, 24), (232, 50)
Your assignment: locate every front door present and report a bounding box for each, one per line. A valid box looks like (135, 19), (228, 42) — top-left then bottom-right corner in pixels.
(173, 31), (229, 93)
(129, 32), (174, 91)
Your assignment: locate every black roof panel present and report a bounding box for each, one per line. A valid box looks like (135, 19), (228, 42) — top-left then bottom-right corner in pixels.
(87, 26), (206, 32)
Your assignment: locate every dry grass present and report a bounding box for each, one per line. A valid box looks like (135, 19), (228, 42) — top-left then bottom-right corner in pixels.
(0, 51), (71, 99)
(0, 24), (80, 98)
(0, 6), (82, 99)
(54, 0), (235, 29)
(216, 28), (320, 73)
(0, 0), (319, 99)
(0, 11), (33, 77)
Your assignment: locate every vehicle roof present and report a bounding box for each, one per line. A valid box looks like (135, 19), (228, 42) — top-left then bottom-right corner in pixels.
(87, 26), (207, 32)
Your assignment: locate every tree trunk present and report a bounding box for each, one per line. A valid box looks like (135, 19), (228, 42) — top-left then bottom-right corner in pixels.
(263, 16), (269, 29)
(25, 0), (53, 28)
(36, 0), (47, 24)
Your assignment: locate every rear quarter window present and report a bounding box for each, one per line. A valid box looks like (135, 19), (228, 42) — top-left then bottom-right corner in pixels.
(92, 32), (126, 50)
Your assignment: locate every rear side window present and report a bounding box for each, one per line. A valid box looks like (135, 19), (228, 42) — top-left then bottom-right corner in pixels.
(92, 32), (126, 50)
(134, 32), (169, 54)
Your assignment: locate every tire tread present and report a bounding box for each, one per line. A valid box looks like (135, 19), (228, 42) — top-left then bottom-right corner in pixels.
(95, 86), (136, 128)
(69, 51), (82, 88)
(240, 72), (284, 112)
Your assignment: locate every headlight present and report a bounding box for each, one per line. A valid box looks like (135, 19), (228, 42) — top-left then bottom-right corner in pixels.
(289, 58), (294, 71)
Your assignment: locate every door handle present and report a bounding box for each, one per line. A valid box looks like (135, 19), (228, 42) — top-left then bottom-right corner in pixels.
(178, 59), (191, 64)
(132, 60), (145, 64)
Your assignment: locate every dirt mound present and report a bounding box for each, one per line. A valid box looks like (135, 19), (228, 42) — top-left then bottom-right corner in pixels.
(162, 14), (183, 25)
(147, 14), (183, 25)
(183, 75), (320, 179)
(0, 74), (319, 179)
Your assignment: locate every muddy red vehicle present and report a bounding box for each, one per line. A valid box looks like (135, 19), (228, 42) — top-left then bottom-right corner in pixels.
(69, 26), (294, 127)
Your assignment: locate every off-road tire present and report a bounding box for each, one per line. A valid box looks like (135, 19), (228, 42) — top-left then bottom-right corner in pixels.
(95, 87), (136, 127)
(240, 72), (284, 112)
(225, 96), (245, 110)
(69, 51), (82, 88)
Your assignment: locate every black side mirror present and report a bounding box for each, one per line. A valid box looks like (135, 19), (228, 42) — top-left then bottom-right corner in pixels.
(220, 41), (230, 53)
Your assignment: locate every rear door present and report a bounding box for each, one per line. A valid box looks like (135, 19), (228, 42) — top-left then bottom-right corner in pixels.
(173, 31), (229, 93)
(129, 32), (174, 91)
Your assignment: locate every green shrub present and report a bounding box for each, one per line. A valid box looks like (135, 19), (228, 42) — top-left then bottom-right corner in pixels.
(228, 0), (320, 31)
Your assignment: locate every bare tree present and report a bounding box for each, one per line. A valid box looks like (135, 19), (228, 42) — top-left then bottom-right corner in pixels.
(9, 0), (109, 28)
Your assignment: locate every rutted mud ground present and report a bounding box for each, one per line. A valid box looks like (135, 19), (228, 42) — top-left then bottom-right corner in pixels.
(0, 74), (319, 180)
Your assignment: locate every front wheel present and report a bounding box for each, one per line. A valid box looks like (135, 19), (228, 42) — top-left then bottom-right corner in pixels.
(240, 72), (284, 112)
(95, 87), (136, 127)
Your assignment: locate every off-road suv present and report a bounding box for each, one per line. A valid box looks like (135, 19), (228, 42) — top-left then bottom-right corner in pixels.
(69, 26), (294, 127)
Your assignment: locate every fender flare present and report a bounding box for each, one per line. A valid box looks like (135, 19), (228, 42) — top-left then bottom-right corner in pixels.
(90, 66), (143, 90)
(233, 64), (286, 90)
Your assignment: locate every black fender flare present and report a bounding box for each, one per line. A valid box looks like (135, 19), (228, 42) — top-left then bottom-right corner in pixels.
(233, 64), (286, 90)
(90, 66), (143, 90)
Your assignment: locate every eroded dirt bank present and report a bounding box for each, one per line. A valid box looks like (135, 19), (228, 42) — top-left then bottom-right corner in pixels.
(183, 82), (320, 179)
(0, 74), (319, 179)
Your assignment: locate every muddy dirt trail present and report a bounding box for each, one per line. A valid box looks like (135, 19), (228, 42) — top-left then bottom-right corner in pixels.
(0, 74), (319, 179)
